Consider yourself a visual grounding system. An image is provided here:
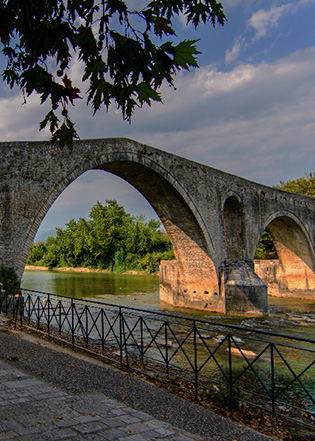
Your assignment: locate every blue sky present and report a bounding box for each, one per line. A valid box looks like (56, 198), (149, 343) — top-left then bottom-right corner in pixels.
(1, 0), (315, 238)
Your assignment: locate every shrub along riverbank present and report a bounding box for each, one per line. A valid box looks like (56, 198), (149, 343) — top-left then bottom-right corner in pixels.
(27, 200), (174, 274)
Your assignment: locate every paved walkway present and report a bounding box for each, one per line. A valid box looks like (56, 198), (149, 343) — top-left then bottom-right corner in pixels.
(0, 360), (203, 441)
(0, 315), (276, 441)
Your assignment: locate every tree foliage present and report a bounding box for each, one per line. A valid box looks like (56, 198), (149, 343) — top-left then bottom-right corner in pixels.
(254, 231), (278, 260)
(27, 200), (174, 273)
(1, 0), (225, 148)
(0, 265), (20, 294)
(275, 172), (315, 196)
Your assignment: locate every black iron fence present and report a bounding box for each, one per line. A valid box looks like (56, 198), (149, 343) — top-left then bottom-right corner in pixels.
(1, 288), (315, 429)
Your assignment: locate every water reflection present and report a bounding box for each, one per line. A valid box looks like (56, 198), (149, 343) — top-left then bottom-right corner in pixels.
(22, 270), (159, 299)
(22, 269), (315, 339)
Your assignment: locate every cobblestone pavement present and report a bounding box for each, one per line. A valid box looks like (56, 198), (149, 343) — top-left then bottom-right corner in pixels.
(0, 360), (202, 441)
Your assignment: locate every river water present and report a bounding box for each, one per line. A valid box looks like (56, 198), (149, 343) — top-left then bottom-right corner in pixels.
(22, 269), (315, 340)
(21, 269), (315, 413)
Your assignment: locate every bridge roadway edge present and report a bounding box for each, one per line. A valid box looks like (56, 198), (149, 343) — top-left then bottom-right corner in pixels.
(0, 314), (276, 441)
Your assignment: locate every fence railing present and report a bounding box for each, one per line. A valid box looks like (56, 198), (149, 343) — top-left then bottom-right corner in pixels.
(1, 288), (315, 429)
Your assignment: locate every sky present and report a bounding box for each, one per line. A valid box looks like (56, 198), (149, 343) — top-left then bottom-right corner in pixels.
(1, 0), (315, 240)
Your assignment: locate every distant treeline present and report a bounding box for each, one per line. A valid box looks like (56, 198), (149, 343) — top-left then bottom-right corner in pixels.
(27, 200), (174, 273)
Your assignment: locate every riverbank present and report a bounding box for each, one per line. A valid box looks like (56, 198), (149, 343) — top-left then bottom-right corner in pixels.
(24, 265), (154, 276)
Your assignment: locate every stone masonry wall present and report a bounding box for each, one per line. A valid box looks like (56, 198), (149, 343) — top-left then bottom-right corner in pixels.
(254, 260), (315, 299)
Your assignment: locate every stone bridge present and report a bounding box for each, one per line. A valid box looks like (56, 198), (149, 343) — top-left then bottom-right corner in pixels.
(1, 138), (315, 314)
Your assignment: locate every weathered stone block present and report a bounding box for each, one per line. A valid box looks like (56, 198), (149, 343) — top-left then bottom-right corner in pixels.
(220, 260), (268, 315)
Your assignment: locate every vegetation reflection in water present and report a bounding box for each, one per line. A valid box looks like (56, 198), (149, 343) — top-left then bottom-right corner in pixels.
(22, 270), (315, 338)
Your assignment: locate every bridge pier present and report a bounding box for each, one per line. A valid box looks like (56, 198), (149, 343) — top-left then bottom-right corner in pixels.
(219, 260), (268, 315)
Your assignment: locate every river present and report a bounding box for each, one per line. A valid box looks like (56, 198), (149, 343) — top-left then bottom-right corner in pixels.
(22, 269), (315, 340)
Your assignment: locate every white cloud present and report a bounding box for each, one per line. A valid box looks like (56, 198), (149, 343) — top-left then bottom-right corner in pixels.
(248, 5), (291, 40)
(111, 46), (315, 185)
(223, 0), (257, 7)
(0, 93), (50, 141)
(2, 45), (315, 229)
(225, 0), (315, 65)
(225, 38), (243, 64)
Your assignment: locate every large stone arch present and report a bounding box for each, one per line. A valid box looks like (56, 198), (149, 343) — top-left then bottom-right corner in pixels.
(254, 211), (315, 296)
(17, 140), (220, 309)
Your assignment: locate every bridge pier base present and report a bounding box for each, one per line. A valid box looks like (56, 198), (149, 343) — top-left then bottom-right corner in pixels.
(159, 259), (268, 315)
(254, 259), (315, 299)
(159, 260), (225, 313)
(220, 260), (268, 315)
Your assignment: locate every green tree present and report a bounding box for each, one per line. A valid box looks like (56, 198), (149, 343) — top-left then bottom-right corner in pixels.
(89, 200), (134, 269)
(72, 217), (94, 267)
(0, 265), (20, 294)
(27, 241), (47, 265)
(254, 231), (277, 260)
(1, 0), (225, 148)
(41, 236), (61, 268)
(29, 200), (174, 272)
(275, 172), (315, 196)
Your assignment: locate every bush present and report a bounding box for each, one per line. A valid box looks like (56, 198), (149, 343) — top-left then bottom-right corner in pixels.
(0, 265), (21, 294)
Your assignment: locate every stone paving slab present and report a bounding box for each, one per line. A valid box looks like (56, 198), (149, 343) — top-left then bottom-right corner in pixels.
(0, 360), (202, 441)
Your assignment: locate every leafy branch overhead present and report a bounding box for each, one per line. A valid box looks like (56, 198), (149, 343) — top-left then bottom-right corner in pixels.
(0, 0), (226, 148)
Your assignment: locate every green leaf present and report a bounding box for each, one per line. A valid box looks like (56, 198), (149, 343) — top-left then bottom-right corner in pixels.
(39, 110), (60, 133)
(0, 0), (226, 150)
(136, 82), (162, 106)
(51, 119), (79, 150)
(153, 17), (176, 37)
(173, 39), (201, 70)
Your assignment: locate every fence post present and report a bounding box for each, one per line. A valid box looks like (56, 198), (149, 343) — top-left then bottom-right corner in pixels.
(122, 309), (129, 368)
(228, 334), (233, 398)
(101, 309), (105, 351)
(71, 299), (75, 350)
(13, 291), (23, 328)
(36, 296), (40, 329)
(27, 295), (31, 324)
(270, 343), (275, 413)
(193, 320), (198, 400)
(13, 293), (18, 328)
(85, 306), (89, 345)
(165, 321), (169, 374)
(58, 301), (62, 334)
(19, 291), (24, 327)
(47, 293), (50, 337)
(119, 307), (123, 366)
(140, 317), (144, 365)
